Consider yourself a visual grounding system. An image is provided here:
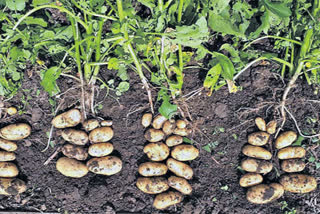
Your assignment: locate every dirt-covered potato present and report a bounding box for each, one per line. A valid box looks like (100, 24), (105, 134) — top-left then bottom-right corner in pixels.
(173, 128), (190, 137)
(277, 147), (306, 159)
(275, 131), (297, 149)
(0, 162), (19, 177)
(176, 120), (187, 129)
(269, 183), (285, 201)
(89, 127), (114, 143)
(166, 135), (183, 147)
(88, 143), (114, 157)
(0, 178), (26, 195)
(52, 108), (81, 128)
(239, 173), (263, 187)
(143, 142), (170, 161)
(142, 113), (153, 128)
(101, 120), (112, 127)
(152, 115), (167, 129)
(136, 177), (169, 194)
(62, 144), (88, 160)
(144, 129), (165, 142)
(168, 176), (192, 195)
(162, 120), (176, 135)
(241, 158), (273, 174)
(0, 138), (17, 152)
(281, 159), (305, 173)
(83, 119), (100, 132)
(138, 162), (168, 176)
(87, 156), (122, 176)
(255, 117), (266, 131)
(0, 123), (31, 141)
(7, 107), (17, 116)
(280, 174), (317, 193)
(153, 191), (183, 210)
(56, 157), (88, 178)
(62, 129), (89, 145)
(167, 158), (193, 180)
(247, 132), (270, 146)
(266, 120), (277, 134)
(242, 145), (272, 160)
(0, 151), (16, 161)
(171, 145), (199, 161)
(246, 183), (284, 204)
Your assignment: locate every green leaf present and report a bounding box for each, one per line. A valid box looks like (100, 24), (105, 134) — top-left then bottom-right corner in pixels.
(216, 54), (235, 80)
(292, 136), (304, 146)
(40, 66), (61, 96)
(137, 0), (155, 11)
(108, 58), (120, 70)
(262, 0), (292, 18)
(23, 17), (48, 27)
(158, 91), (177, 119)
(116, 81), (130, 93)
(32, 0), (53, 6)
(203, 63), (222, 96)
(6, 0), (26, 11)
(208, 13), (244, 38)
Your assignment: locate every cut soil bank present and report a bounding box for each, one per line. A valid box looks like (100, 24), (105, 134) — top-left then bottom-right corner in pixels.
(0, 64), (319, 213)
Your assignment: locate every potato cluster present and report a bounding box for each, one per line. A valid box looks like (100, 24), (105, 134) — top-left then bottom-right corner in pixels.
(137, 113), (199, 210)
(240, 117), (317, 204)
(52, 109), (122, 178)
(0, 123), (31, 195)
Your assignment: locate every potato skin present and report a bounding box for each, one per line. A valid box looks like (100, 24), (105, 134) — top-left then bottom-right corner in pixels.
(56, 157), (88, 178)
(162, 120), (176, 135)
(138, 162), (168, 177)
(87, 156), (122, 176)
(269, 183), (284, 201)
(52, 109), (81, 128)
(83, 119), (100, 132)
(167, 158), (193, 180)
(136, 177), (169, 194)
(166, 135), (183, 147)
(246, 183), (284, 204)
(100, 120), (113, 127)
(141, 113), (153, 128)
(0, 178), (26, 195)
(144, 129), (165, 143)
(277, 147), (306, 159)
(173, 128), (190, 137)
(0, 123), (31, 141)
(153, 191), (183, 210)
(0, 151), (16, 161)
(62, 129), (89, 145)
(168, 176), (192, 195)
(176, 120), (187, 129)
(171, 145), (199, 161)
(248, 132), (270, 146)
(266, 120), (277, 134)
(0, 138), (17, 152)
(239, 173), (263, 187)
(275, 131), (297, 149)
(88, 143), (114, 157)
(241, 158), (273, 174)
(0, 162), (19, 177)
(281, 159), (305, 173)
(89, 127), (114, 143)
(255, 117), (266, 131)
(143, 142), (170, 161)
(62, 144), (88, 160)
(242, 145), (272, 160)
(280, 174), (317, 193)
(152, 115), (167, 129)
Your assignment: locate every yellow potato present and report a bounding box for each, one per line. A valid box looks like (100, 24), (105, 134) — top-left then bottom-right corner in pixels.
(246, 183), (284, 204)
(0, 123), (31, 141)
(269, 183), (284, 201)
(143, 142), (170, 161)
(242, 145), (272, 160)
(83, 119), (100, 132)
(277, 147), (306, 159)
(144, 129), (165, 142)
(171, 145), (199, 161)
(281, 159), (305, 173)
(239, 173), (263, 187)
(280, 174), (317, 193)
(176, 120), (187, 129)
(255, 117), (266, 131)
(173, 128), (190, 137)
(247, 132), (270, 146)
(168, 176), (192, 195)
(167, 158), (193, 180)
(56, 157), (88, 178)
(87, 156), (122, 176)
(141, 113), (153, 128)
(0, 151), (16, 161)
(62, 129), (89, 145)
(52, 108), (81, 128)
(62, 144), (88, 160)
(138, 162), (168, 176)
(136, 177), (169, 194)
(153, 191), (183, 210)
(275, 131), (297, 149)
(0, 178), (26, 195)
(162, 120), (176, 135)
(0, 162), (19, 177)
(0, 138), (17, 152)
(266, 120), (277, 134)
(152, 115), (167, 129)
(7, 107), (17, 116)
(100, 120), (113, 127)
(166, 135), (183, 147)
(88, 143), (114, 157)
(241, 158), (273, 174)
(89, 127), (114, 143)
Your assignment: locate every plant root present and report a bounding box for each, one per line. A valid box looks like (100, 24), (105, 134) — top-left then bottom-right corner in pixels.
(141, 78), (154, 114)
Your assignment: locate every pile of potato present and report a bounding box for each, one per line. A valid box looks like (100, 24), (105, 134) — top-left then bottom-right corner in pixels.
(240, 117), (317, 204)
(0, 123), (31, 195)
(52, 109), (122, 178)
(137, 113), (199, 210)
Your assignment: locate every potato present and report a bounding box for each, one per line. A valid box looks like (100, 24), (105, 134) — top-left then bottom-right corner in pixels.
(144, 129), (165, 142)
(101, 120), (113, 127)
(83, 119), (100, 132)
(0, 151), (16, 161)
(176, 120), (187, 129)
(89, 127), (114, 143)
(87, 156), (122, 176)
(166, 135), (183, 147)
(7, 107), (17, 116)
(269, 183), (285, 201)
(152, 115), (167, 129)
(62, 129), (89, 145)
(280, 174), (317, 193)
(162, 120), (176, 135)
(242, 145), (272, 160)
(142, 113), (153, 128)
(266, 120), (277, 134)
(136, 177), (169, 194)
(275, 131), (297, 149)
(138, 162), (168, 176)
(143, 142), (170, 161)
(173, 128), (190, 137)
(171, 145), (199, 161)
(277, 147), (306, 159)
(56, 157), (88, 178)
(62, 144), (88, 161)
(239, 173), (263, 187)
(0, 138), (17, 152)
(255, 117), (266, 131)
(0, 178), (26, 195)
(241, 158), (273, 174)
(281, 159), (305, 173)
(0, 162), (19, 177)
(0, 123), (31, 141)
(52, 108), (81, 128)
(247, 132), (270, 146)
(167, 158), (193, 180)
(168, 176), (192, 195)
(246, 183), (284, 204)
(153, 191), (183, 210)
(88, 143), (113, 157)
